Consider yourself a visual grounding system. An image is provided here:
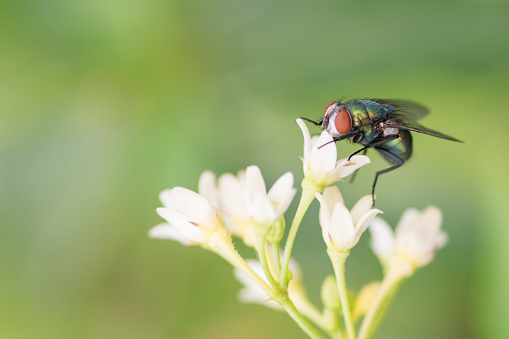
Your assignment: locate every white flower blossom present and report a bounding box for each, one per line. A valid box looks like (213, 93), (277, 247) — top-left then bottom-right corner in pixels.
(149, 187), (230, 249)
(197, 168), (295, 245)
(316, 186), (382, 251)
(297, 118), (371, 188)
(244, 165), (296, 230)
(370, 206), (448, 270)
(199, 171), (248, 231)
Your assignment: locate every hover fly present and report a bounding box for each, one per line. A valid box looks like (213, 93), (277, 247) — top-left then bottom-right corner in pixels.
(303, 99), (462, 204)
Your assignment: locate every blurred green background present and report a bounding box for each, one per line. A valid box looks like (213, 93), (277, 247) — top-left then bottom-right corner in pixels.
(1, 0), (508, 338)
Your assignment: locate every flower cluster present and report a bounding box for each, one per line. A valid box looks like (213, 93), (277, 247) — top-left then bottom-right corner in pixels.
(149, 118), (448, 339)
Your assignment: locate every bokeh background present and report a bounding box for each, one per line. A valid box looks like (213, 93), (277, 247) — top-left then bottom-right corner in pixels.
(1, 0), (508, 338)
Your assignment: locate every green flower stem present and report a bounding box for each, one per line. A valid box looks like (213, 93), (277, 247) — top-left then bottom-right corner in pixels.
(256, 233), (282, 293)
(270, 241), (282, 274)
(329, 249), (356, 339)
(294, 290), (330, 332)
(213, 237), (275, 298)
(280, 180), (320, 288)
(281, 297), (327, 339)
(215, 235), (324, 339)
(358, 258), (413, 339)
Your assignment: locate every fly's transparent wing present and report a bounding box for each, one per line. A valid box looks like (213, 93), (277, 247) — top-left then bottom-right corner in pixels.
(377, 99), (430, 121)
(384, 119), (463, 142)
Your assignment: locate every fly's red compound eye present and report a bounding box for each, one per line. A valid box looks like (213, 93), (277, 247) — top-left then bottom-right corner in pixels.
(335, 109), (351, 134)
(324, 101), (336, 115)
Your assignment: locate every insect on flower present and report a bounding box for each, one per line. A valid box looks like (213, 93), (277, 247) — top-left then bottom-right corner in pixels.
(302, 99), (462, 204)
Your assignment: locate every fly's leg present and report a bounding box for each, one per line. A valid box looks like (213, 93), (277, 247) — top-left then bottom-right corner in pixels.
(371, 148), (404, 207)
(349, 148), (368, 184)
(347, 134), (399, 185)
(347, 146), (369, 161)
(347, 134), (399, 161)
(300, 117), (322, 126)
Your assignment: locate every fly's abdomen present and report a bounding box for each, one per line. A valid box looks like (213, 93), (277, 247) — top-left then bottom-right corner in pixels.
(377, 129), (413, 162)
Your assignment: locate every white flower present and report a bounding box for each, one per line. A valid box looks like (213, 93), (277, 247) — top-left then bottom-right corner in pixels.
(205, 170), (258, 246)
(370, 206), (448, 269)
(150, 187), (230, 248)
(297, 118), (371, 188)
(197, 168), (295, 244)
(244, 165), (296, 230)
(316, 186), (382, 251)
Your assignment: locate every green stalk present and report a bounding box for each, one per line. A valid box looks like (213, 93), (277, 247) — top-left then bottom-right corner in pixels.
(280, 180), (319, 288)
(281, 298), (327, 339)
(271, 241), (282, 274)
(329, 249), (356, 339)
(357, 257), (414, 339)
(215, 234), (324, 339)
(256, 234), (282, 293)
(214, 240), (275, 298)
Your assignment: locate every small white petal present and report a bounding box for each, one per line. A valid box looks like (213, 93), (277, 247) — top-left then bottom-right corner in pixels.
(316, 193), (332, 239)
(148, 223), (192, 245)
(416, 206), (443, 235)
(330, 155), (371, 180)
(245, 165), (267, 197)
(369, 218), (396, 265)
(395, 208), (420, 236)
(353, 208), (382, 245)
(350, 195), (374, 225)
(322, 186), (344, 210)
(218, 173), (246, 216)
(436, 231), (448, 249)
(249, 191), (278, 226)
(161, 187), (217, 227)
(159, 189), (176, 209)
(308, 132), (337, 178)
(156, 207), (207, 242)
(199, 171), (219, 208)
(329, 203), (355, 250)
(268, 172), (296, 215)
(297, 118), (313, 162)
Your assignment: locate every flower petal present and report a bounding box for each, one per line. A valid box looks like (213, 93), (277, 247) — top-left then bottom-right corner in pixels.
(249, 191), (277, 226)
(297, 118), (312, 161)
(160, 187), (217, 226)
(395, 208), (420, 236)
(199, 171), (219, 208)
(322, 186), (344, 210)
(308, 132), (337, 178)
(159, 189), (176, 209)
(245, 165), (267, 197)
(350, 195), (374, 224)
(218, 173), (246, 217)
(156, 207), (207, 242)
(148, 223), (192, 245)
(329, 203), (355, 250)
(353, 208), (382, 246)
(369, 217), (395, 265)
(315, 192), (332, 239)
(330, 155), (371, 180)
(268, 172), (296, 215)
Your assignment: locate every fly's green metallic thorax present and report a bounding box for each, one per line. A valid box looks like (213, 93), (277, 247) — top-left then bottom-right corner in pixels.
(345, 100), (394, 143)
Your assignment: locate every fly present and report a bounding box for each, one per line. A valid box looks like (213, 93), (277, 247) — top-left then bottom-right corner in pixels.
(302, 99), (462, 205)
